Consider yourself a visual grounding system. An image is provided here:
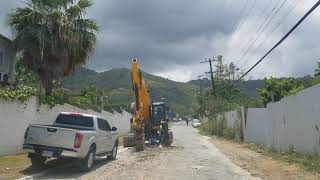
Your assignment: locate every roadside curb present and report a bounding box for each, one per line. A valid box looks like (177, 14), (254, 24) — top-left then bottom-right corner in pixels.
(17, 170), (47, 180)
(17, 176), (33, 180)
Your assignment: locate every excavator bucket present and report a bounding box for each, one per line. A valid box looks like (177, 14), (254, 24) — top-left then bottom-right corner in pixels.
(123, 133), (135, 147)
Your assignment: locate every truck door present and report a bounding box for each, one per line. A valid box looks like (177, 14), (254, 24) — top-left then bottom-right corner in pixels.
(97, 118), (109, 153)
(103, 119), (113, 152)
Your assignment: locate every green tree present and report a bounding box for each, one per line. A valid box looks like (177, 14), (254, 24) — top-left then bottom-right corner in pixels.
(214, 55), (227, 79)
(315, 62), (320, 77)
(257, 77), (304, 105)
(8, 0), (98, 95)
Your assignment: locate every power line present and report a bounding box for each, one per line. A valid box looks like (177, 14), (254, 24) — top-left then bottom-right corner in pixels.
(258, 0), (275, 18)
(238, 0), (257, 28)
(231, 0), (249, 33)
(229, 0), (278, 61)
(252, 0), (301, 57)
(238, 0), (288, 65)
(235, 0), (320, 83)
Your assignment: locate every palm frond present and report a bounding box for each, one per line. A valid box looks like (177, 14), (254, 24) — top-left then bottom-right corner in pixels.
(8, 0), (98, 95)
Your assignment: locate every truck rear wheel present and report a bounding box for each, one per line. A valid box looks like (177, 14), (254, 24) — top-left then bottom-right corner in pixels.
(79, 146), (95, 171)
(30, 155), (47, 169)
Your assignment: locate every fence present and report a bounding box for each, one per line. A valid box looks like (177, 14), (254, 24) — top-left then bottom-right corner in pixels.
(223, 83), (320, 154)
(0, 96), (131, 156)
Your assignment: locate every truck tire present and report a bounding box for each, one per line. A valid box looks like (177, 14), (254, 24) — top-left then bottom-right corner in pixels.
(30, 155), (47, 169)
(135, 131), (145, 151)
(108, 140), (118, 160)
(123, 133), (135, 147)
(79, 146), (95, 171)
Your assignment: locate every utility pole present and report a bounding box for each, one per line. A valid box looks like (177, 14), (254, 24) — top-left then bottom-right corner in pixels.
(200, 58), (216, 96)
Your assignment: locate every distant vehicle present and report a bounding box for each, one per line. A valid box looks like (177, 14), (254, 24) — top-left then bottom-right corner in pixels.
(173, 117), (178, 121)
(192, 119), (201, 128)
(178, 118), (182, 121)
(23, 112), (118, 171)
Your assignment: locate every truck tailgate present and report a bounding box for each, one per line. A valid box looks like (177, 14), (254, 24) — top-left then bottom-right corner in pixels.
(26, 125), (76, 149)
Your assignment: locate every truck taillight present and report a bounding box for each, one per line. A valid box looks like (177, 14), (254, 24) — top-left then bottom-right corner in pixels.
(24, 127), (29, 142)
(74, 133), (83, 148)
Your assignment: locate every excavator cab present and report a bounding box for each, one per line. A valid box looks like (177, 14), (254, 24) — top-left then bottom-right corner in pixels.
(151, 102), (166, 124)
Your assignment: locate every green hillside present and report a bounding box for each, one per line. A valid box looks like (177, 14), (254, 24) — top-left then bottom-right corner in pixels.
(62, 68), (198, 114)
(62, 68), (272, 114)
(62, 68), (320, 115)
(187, 78), (265, 98)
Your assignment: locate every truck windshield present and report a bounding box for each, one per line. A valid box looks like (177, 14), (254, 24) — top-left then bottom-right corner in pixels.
(56, 114), (94, 127)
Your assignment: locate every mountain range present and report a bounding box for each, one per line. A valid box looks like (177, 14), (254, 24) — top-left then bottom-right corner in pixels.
(62, 68), (265, 114)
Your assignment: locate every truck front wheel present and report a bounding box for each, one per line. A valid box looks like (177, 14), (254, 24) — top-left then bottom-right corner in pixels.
(30, 154), (47, 169)
(108, 140), (118, 160)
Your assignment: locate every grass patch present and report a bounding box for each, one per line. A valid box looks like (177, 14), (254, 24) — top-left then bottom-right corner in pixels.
(0, 154), (30, 180)
(199, 120), (217, 136)
(248, 143), (320, 173)
(0, 154), (29, 169)
(222, 128), (235, 139)
(118, 134), (126, 146)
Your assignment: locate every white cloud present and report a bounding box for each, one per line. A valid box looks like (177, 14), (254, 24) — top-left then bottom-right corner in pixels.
(1, 0), (320, 82)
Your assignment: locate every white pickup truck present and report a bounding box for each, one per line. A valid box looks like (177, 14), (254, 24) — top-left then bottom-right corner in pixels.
(23, 112), (118, 171)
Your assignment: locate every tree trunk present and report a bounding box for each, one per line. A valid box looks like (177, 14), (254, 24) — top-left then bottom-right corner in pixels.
(44, 78), (53, 96)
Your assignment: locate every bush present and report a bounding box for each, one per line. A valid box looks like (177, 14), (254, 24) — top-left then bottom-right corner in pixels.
(222, 128), (235, 139)
(199, 120), (218, 135)
(39, 89), (68, 108)
(0, 85), (36, 102)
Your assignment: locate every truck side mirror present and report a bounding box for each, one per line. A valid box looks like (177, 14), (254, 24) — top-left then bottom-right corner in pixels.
(112, 127), (117, 131)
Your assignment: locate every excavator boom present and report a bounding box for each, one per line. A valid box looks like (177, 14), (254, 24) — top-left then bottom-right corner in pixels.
(131, 59), (151, 130)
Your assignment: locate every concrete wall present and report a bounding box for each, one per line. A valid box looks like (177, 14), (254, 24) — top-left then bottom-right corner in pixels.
(243, 108), (272, 145)
(240, 84), (320, 154)
(0, 97), (131, 156)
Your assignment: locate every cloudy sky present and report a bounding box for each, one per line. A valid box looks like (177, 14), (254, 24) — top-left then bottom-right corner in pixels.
(1, 0), (320, 82)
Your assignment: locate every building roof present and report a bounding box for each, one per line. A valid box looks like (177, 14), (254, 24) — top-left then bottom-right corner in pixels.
(0, 33), (12, 44)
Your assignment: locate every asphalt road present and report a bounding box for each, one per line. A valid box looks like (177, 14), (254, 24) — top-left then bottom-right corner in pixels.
(35, 122), (260, 180)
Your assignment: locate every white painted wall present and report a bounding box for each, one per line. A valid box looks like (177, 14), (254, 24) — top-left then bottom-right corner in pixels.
(267, 84), (320, 153)
(0, 97), (131, 156)
(0, 97), (37, 156)
(243, 108), (272, 145)
(240, 84), (320, 154)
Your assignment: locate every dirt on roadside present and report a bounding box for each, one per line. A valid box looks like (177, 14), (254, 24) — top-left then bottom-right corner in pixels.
(0, 154), (31, 180)
(210, 138), (319, 180)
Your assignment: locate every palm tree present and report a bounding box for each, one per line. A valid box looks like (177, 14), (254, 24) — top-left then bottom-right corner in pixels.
(315, 62), (320, 77)
(8, 0), (98, 95)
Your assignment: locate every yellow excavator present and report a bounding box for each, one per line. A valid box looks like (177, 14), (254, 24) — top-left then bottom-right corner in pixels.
(123, 58), (173, 151)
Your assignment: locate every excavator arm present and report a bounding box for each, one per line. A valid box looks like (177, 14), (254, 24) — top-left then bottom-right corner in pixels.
(131, 58), (151, 131)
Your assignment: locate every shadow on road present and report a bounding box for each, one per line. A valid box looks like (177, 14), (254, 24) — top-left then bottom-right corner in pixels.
(19, 157), (113, 179)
